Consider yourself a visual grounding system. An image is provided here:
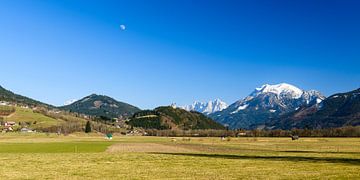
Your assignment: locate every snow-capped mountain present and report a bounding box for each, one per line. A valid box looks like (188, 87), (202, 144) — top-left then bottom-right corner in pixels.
(251, 83), (303, 99)
(265, 88), (360, 130)
(63, 99), (77, 106)
(210, 83), (325, 129)
(181, 99), (228, 115)
(244, 83), (325, 110)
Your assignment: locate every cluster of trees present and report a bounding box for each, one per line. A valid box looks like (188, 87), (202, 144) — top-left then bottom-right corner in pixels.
(37, 115), (129, 135)
(145, 126), (360, 137)
(38, 120), (126, 135)
(39, 121), (84, 135)
(128, 116), (169, 130)
(92, 116), (119, 126)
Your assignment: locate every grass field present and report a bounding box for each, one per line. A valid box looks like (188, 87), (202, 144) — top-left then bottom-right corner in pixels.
(0, 134), (359, 179)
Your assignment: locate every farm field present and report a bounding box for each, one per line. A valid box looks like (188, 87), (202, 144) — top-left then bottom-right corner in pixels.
(0, 134), (359, 179)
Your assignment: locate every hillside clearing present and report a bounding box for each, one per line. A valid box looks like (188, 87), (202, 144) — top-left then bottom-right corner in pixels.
(3, 107), (63, 128)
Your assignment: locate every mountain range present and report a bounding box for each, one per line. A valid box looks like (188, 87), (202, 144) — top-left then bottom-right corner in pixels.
(180, 99), (228, 115)
(1, 83), (359, 131)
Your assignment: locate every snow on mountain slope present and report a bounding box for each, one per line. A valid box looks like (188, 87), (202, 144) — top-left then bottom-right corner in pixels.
(252, 83), (303, 99)
(245, 83), (325, 109)
(265, 88), (360, 130)
(64, 99), (77, 106)
(181, 99), (228, 115)
(210, 83), (326, 129)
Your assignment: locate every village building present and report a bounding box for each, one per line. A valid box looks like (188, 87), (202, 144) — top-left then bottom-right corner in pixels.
(4, 121), (16, 127)
(20, 105), (30, 109)
(237, 132), (247, 136)
(0, 101), (9, 106)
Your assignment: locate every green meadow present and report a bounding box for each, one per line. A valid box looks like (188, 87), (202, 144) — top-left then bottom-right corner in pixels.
(2, 107), (63, 128)
(0, 134), (359, 179)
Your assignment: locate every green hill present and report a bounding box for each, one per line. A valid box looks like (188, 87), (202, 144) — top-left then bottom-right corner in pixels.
(0, 86), (131, 133)
(1, 107), (63, 130)
(60, 94), (141, 119)
(128, 106), (225, 130)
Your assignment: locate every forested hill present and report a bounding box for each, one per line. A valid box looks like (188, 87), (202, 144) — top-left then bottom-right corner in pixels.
(60, 94), (141, 118)
(128, 106), (225, 130)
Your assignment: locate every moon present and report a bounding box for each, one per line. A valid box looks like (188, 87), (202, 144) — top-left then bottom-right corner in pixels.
(120, 24), (126, 30)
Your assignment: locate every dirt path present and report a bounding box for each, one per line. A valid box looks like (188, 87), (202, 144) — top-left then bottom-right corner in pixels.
(6, 113), (15, 118)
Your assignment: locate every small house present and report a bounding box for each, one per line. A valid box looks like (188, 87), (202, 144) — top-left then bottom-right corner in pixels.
(0, 101), (9, 106)
(291, 135), (299, 140)
(5, 121), (16, 126)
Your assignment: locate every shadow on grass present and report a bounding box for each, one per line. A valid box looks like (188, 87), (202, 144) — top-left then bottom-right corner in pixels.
(280, 150), (360, 155)
(171, 143), (360, 156)
(152, 152), (360, 166)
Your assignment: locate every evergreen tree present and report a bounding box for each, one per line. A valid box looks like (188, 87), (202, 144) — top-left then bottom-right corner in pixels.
(85, 121), (92, 133)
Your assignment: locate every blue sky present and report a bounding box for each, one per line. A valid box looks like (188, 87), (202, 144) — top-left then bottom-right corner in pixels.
(0, 0), (359, 109)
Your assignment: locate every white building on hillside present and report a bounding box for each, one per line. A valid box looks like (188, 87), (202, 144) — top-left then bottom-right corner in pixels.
(0, 101), (9, 106)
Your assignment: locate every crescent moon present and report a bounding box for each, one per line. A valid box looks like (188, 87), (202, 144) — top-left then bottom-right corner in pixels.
(120, 24), (126, 30)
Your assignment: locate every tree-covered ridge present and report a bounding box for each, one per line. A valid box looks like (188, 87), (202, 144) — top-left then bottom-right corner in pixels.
(0, 85), (51, 107)
(60, 94), (141, 119)
(128, 106), (225, 130)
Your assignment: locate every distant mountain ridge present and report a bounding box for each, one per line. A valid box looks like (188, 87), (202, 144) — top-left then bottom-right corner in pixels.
(210, 83), (325, 129)
(60, 94), (141, 118)
(180, 99), (228, 115)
